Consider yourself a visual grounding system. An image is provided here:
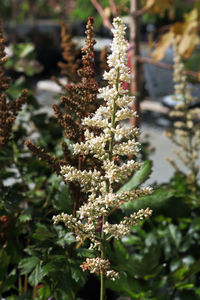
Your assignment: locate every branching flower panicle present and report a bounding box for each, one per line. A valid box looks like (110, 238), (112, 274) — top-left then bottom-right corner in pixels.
(165, 41), (200, 191)
(53, 17), (152, 298)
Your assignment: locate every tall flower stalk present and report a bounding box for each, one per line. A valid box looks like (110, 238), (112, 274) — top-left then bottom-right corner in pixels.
(165, 41), (200, 194)
(53, 18), (152, 300)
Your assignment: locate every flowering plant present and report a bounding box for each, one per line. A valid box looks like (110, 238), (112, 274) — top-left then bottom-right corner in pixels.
(166, 41), (200, 197)
(53, 17), (152, 300)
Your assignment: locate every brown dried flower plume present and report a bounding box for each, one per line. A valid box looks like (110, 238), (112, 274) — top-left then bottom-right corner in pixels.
(26, 17), (99, 214)
(0, 18), (27, 150)
(57, 21), (80, 83)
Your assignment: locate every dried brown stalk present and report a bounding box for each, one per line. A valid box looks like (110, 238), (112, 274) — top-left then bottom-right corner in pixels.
(57, 21), (80, 83)
(0, 18), (27, 150)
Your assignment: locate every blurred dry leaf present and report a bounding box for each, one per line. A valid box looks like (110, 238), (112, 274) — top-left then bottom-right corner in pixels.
(152, 31), (174, 61)
(145, 0), (173, 16)
(152, 9), (200, 61)
(178, 9), (199, 57)
(104, 6), (111, 18)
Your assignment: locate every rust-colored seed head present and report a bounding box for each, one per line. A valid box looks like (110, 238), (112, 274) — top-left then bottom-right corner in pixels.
(58, 21), (80, 83)
(53, 17), (99, 144)
(27, 18), (100, 214)
(0, 18), (27, 150)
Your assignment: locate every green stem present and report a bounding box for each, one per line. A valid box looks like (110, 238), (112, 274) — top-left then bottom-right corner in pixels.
(109, 68), (119, 161)
(100, 270), (104, 300)
(99, 68), (120, 300)
(183, 92), (197, 187)
(18, 276), (22, 296)
(100, 215), (106, 300)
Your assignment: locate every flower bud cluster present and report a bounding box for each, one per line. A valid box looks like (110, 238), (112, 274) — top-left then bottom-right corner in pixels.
(80, 257), (119, 280)
(103, 160), (142, 183)
(53, 17), (152, 281)
(60, 165), (103, 192)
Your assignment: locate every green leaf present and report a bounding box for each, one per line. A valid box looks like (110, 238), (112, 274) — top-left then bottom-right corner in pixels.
(106, 271), (144, 298)
(130, 245), (161, 278)
(37, 285), (51, 298)
(19, 257), (40, 275)
(61, 232), (76, 246)
(122, 235), (142, 246)
(18, 212), (32, 223)
(17, 43), (35, 59)
(122, 186), (174, 214)
(28, 262), (47, 287)
(77, 248), (95, 258)
(113, 240), (129, 262)
(53, 183), (72, 212)
(0, 249), (10, 281)
(117, 160), (152, 194)
(177, 283), (194, 291)
(170, 258), (182, 272)
(1, 268), (17, 293)
(168, 224), (182, 248)
(70, 266), (87, 286)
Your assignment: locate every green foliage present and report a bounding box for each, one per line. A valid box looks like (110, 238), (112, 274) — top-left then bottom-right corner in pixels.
(1, 0), (64, 22)
(5, 43), (43, 77)
(71, 0), (129, 28)
(106, 169), (200, 300)
(118, 160), (152, 193)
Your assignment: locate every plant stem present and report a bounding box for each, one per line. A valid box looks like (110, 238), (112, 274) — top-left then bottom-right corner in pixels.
(18, 276), (22, 295)
(100, 68), (119, 300)
(100, 269), (104, 300)
(32, 286), (37, 299)
(100, 215), (106, 300)
(24, 274), (28, 293)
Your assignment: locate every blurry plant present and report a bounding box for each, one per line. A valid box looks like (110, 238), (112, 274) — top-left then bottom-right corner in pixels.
(165, 41), (200, 199)
(56, 21), (80, 84)
(0, 17), (29, 297)
(106, 212), (200, 300)
(141, 0), (173, 17)
(53, 17), (152, 300)
(0, 19), (27, 154)
(5, 42), (43, 77)
(72, 0), (129, 29)
(3, 42), (43, 103)
(1, 0), (66, 22)
(152, 5), (200, 60)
